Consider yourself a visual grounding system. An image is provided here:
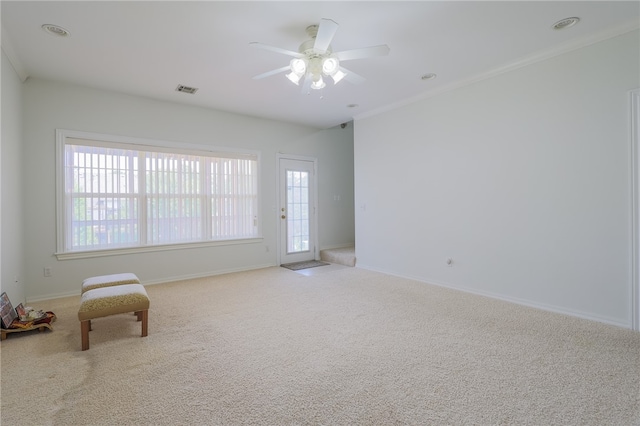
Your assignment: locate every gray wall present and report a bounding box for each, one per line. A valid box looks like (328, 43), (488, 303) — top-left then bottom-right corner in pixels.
(19, 78), (354, 301)
(354, 30), (639, 328)
(281, 123), (355, 250)
(1, 49), (25, 306)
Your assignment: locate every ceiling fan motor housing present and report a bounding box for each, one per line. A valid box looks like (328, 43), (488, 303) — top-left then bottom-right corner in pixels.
(296, 30), (338, 84)
(299, 38), (330, 55)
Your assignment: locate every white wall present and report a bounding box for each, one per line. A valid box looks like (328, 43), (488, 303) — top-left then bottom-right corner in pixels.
(22, 79), (354, 301)
(1, 49), (25, 305)
(354, 30), (639, 328)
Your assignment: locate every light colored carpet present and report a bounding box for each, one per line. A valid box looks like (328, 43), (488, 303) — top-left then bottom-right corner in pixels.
(1, 267), (639, 425)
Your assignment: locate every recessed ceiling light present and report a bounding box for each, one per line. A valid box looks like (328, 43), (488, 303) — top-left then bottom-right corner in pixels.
(41, 24), (70, 37)
(552, 17), (580, 30)
(421, 73), (437, 81)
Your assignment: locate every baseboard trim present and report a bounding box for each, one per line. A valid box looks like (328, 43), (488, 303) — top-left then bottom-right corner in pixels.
(357, 264), (632, 330)
(141, 263), (276, 286)
(26, 263), (277, 303)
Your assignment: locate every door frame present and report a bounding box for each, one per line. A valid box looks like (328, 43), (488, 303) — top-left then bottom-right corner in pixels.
(630, 89), (640, 331)
(276, 153), (319, 265)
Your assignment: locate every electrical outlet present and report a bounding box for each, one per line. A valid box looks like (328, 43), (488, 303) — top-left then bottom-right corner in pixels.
(43, 267), (52, 277)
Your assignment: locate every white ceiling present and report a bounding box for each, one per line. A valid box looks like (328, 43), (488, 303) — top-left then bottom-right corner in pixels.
(2, 1), (639, 129)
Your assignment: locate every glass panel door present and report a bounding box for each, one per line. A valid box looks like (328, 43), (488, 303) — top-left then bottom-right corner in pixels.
(286, 169), (309, 254)
(279, 157), (316, 264)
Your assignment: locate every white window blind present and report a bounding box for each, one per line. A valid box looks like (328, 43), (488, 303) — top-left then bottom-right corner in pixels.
(145, 152), (203, 245)
(210, 157), (257, 240)
(58, 132), (259, 254)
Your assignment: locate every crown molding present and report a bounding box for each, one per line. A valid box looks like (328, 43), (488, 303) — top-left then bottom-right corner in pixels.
(355, 20), (640, 122)
(1, 27), (29, 82)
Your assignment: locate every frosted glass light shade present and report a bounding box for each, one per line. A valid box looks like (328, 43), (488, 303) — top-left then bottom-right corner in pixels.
(286, 72), (302, 85)
(290, 58), (307, 75)
(331, 70), (346, 84)
(311, 76), (326, 90)
(322, 57), (339, 75)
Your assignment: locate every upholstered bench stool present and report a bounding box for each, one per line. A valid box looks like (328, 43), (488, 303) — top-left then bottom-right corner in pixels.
(78, 283), (150, 351)
(81, 272), (140, 294)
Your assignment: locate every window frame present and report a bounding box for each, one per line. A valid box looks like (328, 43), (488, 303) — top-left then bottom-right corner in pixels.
(55, 129), (262, 260)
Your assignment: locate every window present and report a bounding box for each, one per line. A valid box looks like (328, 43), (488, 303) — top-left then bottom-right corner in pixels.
(286, 169), (310, 253)
(56, 130), (259, 257)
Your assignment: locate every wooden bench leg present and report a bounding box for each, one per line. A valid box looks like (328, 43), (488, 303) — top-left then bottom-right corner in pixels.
(141, 309), (148, 337)
(135, 311), (142, 321)
(81, 320), (90, 351)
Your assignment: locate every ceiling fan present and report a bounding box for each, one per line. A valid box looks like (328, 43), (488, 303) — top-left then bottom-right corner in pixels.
(250, 18), (390, 93)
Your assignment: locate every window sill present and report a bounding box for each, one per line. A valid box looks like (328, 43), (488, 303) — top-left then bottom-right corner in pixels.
(55, 237), (263, 260)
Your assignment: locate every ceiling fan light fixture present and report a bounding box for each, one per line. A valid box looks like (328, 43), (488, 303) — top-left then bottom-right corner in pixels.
(290, 58), (307, 75)
(286, 72), (302, 85)
(322, 57), (339, 75)
(331, 69), (347, 84)
(251, 18), (390, 93)
(311, 76), (326, 90)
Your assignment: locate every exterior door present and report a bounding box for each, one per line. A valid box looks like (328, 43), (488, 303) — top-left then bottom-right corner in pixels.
(278, 156), (317, 264)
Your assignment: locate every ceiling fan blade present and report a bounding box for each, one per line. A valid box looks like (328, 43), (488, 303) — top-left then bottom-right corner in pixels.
(300, 74), (312, 94)
(252, 65), (291, 80)
(340, 67), (366, 85)
(313, 18), (339, 53)
(335, 45), (390, 61)
(249, 42), (302, 58)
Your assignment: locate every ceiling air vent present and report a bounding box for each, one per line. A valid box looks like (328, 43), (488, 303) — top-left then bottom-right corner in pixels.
(175, 84), (198, 94)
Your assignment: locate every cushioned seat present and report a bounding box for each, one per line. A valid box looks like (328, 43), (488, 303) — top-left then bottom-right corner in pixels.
(81, 272), (140, 294)
(78, 283), (149, 351)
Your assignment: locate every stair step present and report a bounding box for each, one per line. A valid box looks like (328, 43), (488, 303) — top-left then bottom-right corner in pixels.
(320, 246), (356, 267)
